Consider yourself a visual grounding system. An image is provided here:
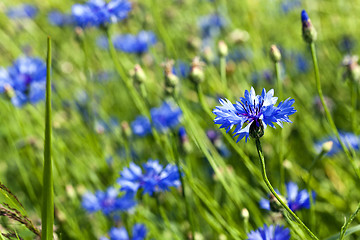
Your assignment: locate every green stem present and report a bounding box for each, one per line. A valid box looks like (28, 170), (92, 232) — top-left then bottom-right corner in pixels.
(310, 43), (360, 180)
(274, 61), (285, 193)
(255, 138), (319, 240)
(339, 202), (360, 240)
(220, 57), (228, 96)
(41, 36), (54, 240)
(351, 81), (357, 134)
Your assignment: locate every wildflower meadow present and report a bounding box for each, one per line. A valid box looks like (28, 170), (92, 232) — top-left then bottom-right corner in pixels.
(0, 0), (360, 239)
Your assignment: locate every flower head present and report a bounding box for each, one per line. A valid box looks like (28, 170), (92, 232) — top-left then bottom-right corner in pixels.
(117, 159), (181, 196)
(102, 224), (147, 240)
(247, 224), (290, 240)
(131, 116), (152, 137)
(213, 87), (296, 142)
(260, 182), (315, 212)
(7, 4), (38, 19)
(113, 31), (157, 54)
(314, 132), (360, 156)
(198, 13), (226, 40)
(301, 10), (317, 43)
(81, 187), (136, 215)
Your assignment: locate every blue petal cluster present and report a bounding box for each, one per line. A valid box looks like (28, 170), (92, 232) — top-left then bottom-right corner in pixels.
(301, 9), (309, 23)
(213, 87), (296, 142)
(260, 182), (315, 212)
(113, 31), (157, 54)
(0, 57), (47, 107)
(48, 11), (73, 26)
(314, 132), (360, 156)
(198, 13), (226, 39)
(130, 101), (182, 137)
(101, 223), (147, 240)
(247, 224), (290, 240)
(82, 187), (136, 215)
(6, 4), (38, 19)
(117, 159), (181, 196)
(71, 0), (131, 28)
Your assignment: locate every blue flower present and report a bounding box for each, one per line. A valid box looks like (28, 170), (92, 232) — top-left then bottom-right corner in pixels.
(71, 0), (131, 28)
(48, 11), (73, 26)
(213, 87), (296, 142)
(314, 132), (360, 156)
(198, 13), (226, 40)
(301, 9), (309, 23)
(247, 224), (290, 240)
(150, 101), (182, 133)
(6, 4), (38, 19)
(117, 159), (181, 196)
(113, 31), (157, 54)
(130, 116), (152, 137)
(173, 61), (190, 78)
(260, 182), (315, 212)
(0, 57), (47, 107)
(82, 187), (136, 215)
(103, 224), (147, 240)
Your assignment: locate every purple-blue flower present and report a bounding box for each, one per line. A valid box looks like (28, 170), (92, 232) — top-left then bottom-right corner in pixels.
(113, 31), (157, 54)
(150, 101), (182, 133)
(0, 57), (47, 107)
(6, 4), (38, 19)
(260, 182), (315, 212)
(117, 159), (181, 196)
(131, 116), (152, 137)
(71, 0), (131, 28)
(102, 224), (147, 240)
(314, 132), (360, 156)
(198, 13), (226, 39)
(213, 87), (296, 142)
(82, 187), (136, 215)
(48, 11), (73, 26)
(247, 224), (290, 240)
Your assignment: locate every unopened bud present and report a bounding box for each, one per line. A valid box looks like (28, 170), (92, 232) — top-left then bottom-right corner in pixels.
(132, 64), (147, 84)
(162, 60), (179, 95)
(203, 46), (215, 63)
(270, 45), (281, 63)
(4, 84), (15, 99)
(301, 10), (317, 43)
(269, 193), (287, 212)
(190, 57), (205, 84)
(228, 29), (250, 44)
(321, 141), (333, 153)
(187, 37), (202, 51)
(218, 40), (228, 57)
(241, 208), (249, 219)
(342, 55), (360, 82)
(121, 121), (132, 138)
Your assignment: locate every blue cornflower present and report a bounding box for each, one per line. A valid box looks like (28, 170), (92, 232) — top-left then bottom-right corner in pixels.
(117, 159), (181, 196)
(102, 224), (147, 240)
(198, 13), (226, 39)
(71, 0), (131, 28)
(113, 31), (157, 54)
(314, 132), (360, 156)
(247, 224), (290, 240)
(48, 11), (73, 26)
(0, 57), (47, 107)
(6, 4), (38, 19)
(173, 61), (190, 78)
(82, 187), (136, 215)
(260, 182), (315, 212)
(130, 101), (182, 137)
(131, 116), (152, 137)
(213, 87), (296, 142)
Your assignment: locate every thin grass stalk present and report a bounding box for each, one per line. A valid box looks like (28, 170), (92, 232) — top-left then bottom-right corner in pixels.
(309, 43), (360, 180)
(41, 36), (54, 240)
(255, 137), (319, 240)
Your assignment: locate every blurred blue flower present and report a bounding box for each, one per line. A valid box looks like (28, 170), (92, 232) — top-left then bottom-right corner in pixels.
(206, 130), (231, 158)
(294, 53), (309, 73)
(281, 0), (301, 14)
(213, 87), (296, 142)
(113, 31), (157, 54)
(247, 224), (290, 240)
(314, 132), (360, 156)
(150, 101), (182, 133)
(173, 61), (190, 78)
(260, 182), (315, 212)
(131, 116), (152, 137)
(82, 187), (136, 215)
(102, 224), (147, 240)
(6, 4), (38, 19)
(198, 13), (226, 40)
(97, 36), (110, 49)
(71, 0), (131, 28)
(48, 11), (73, 26)
(117, 159), (181, 196)
(0, 57), (47, 107)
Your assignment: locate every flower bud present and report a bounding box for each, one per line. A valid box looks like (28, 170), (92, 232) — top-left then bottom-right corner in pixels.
(342, 55), (360, 82)
(321, 141), (333, 153)
(203, 46), (215, 63)
(301, 10), (317, 43)
(218, 40), (228, 57)
(162, 60), (179, 95)
(228, 29), (250, 44)
(187, 37), (202, 51)
(269, 193), (287, 212)
(189, 57), (205, 84)
(241, 208), (249, 219)
(4, 84), (15, 99)
(270, 45), (281, 63)
(132, 64), (146, 84)
(121, 121), (132, 138)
